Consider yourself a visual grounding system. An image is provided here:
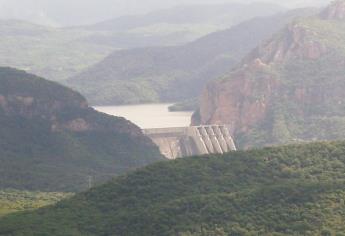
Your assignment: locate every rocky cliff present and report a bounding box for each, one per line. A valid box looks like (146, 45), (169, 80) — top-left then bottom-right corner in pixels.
(195, 0), (345, 148)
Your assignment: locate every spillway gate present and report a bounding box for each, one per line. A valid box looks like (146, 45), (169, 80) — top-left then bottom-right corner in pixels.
(143, 125), (236, 159)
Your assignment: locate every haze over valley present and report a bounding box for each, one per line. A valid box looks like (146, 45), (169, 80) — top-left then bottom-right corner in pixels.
(0, 2), (285, 82)
(2, 1), (345, 235)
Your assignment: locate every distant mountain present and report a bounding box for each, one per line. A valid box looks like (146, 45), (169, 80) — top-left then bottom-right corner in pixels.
(75, 2), (286, 50)
(88, 2), (284, 32)
(2, 141), (345, 235)
(0, 20), (115, 81)
(0, 3), (285, 83)
(0, 0), (330, 27)
(194, 0), (345, 148)
(0, 67), (163, 192)
(67, 8), (315, 105)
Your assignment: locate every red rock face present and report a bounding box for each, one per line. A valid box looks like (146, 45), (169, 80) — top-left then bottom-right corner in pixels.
(245, 23), (327, 66)
(197, 64), (279, 136)
(194, 12), (332, 138)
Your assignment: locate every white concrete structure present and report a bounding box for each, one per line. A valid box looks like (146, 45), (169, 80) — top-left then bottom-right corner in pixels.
(143, 125), (236, 159)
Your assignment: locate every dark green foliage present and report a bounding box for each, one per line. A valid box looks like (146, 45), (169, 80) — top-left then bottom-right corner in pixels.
(0, 67), (164, 192)
(2, 142), (345, 235)
(0, 67), (86, 106)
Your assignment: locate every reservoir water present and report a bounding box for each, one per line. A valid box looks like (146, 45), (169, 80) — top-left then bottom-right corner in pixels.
(94, 104), (193, 129)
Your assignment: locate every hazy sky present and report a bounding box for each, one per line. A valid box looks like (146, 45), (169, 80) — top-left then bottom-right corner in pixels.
(0, 0), (331, 26)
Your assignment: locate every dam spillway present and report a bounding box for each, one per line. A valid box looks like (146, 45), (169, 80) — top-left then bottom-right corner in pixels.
(143, 125), (236, 159)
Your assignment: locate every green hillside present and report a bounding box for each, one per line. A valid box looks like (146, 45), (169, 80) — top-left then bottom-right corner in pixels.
(0, 67), (163, 192)
(0, 190), (72, 218)
(2, 141), (345, 235)
(0, 20), (113, 81)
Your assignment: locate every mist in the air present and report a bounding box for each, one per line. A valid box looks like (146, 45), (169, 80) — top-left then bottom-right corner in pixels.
(0, 0), (330, 26)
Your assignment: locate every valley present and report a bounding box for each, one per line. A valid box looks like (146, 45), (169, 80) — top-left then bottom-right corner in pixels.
(1, 1), (345, 235)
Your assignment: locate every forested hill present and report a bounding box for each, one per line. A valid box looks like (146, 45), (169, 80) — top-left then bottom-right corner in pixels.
(2, 141), (345, 235)
(0, 67), (163, 192)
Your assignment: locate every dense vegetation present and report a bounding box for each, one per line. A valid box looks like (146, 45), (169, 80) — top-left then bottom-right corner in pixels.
(0, 67), (163, 192)
(0, 190), (72, 217)
(2, 141), (345, 235)
(67, 9), (314, 105)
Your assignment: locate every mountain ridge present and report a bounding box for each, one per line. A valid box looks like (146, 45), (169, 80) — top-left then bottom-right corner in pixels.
(194, 0), (345, 148)
(67, 8), (315, 105)
(0, 3), (285, 82)
(87, 2), (285, 31)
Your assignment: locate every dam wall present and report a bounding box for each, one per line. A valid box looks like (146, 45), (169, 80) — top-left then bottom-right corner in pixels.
(143, 125), (236, 159)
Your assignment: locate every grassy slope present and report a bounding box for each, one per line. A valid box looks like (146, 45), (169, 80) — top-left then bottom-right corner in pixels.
(1, 142), (345, 235)
(0, 190), (72, 218)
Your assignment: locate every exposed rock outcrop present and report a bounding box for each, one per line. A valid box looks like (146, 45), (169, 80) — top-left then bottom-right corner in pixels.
(196, 64), (279, 136)
(195, 2), (345, 148)
(195, 19), (329, 131)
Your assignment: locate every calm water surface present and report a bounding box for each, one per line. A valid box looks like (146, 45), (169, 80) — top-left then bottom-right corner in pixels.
(94, 104), (193, 129)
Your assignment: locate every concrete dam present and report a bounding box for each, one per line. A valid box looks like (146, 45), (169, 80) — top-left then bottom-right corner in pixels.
(143, 125), (236, 159)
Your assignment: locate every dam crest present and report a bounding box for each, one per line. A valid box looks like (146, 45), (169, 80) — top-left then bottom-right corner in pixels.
(143, 125), (236, 159)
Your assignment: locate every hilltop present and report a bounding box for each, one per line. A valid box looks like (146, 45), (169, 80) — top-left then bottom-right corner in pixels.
(195, 0), (345, 148)
(0, 67), (163, 192)
(67, 8), (313, 105)
(1, 141), (345, 235)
